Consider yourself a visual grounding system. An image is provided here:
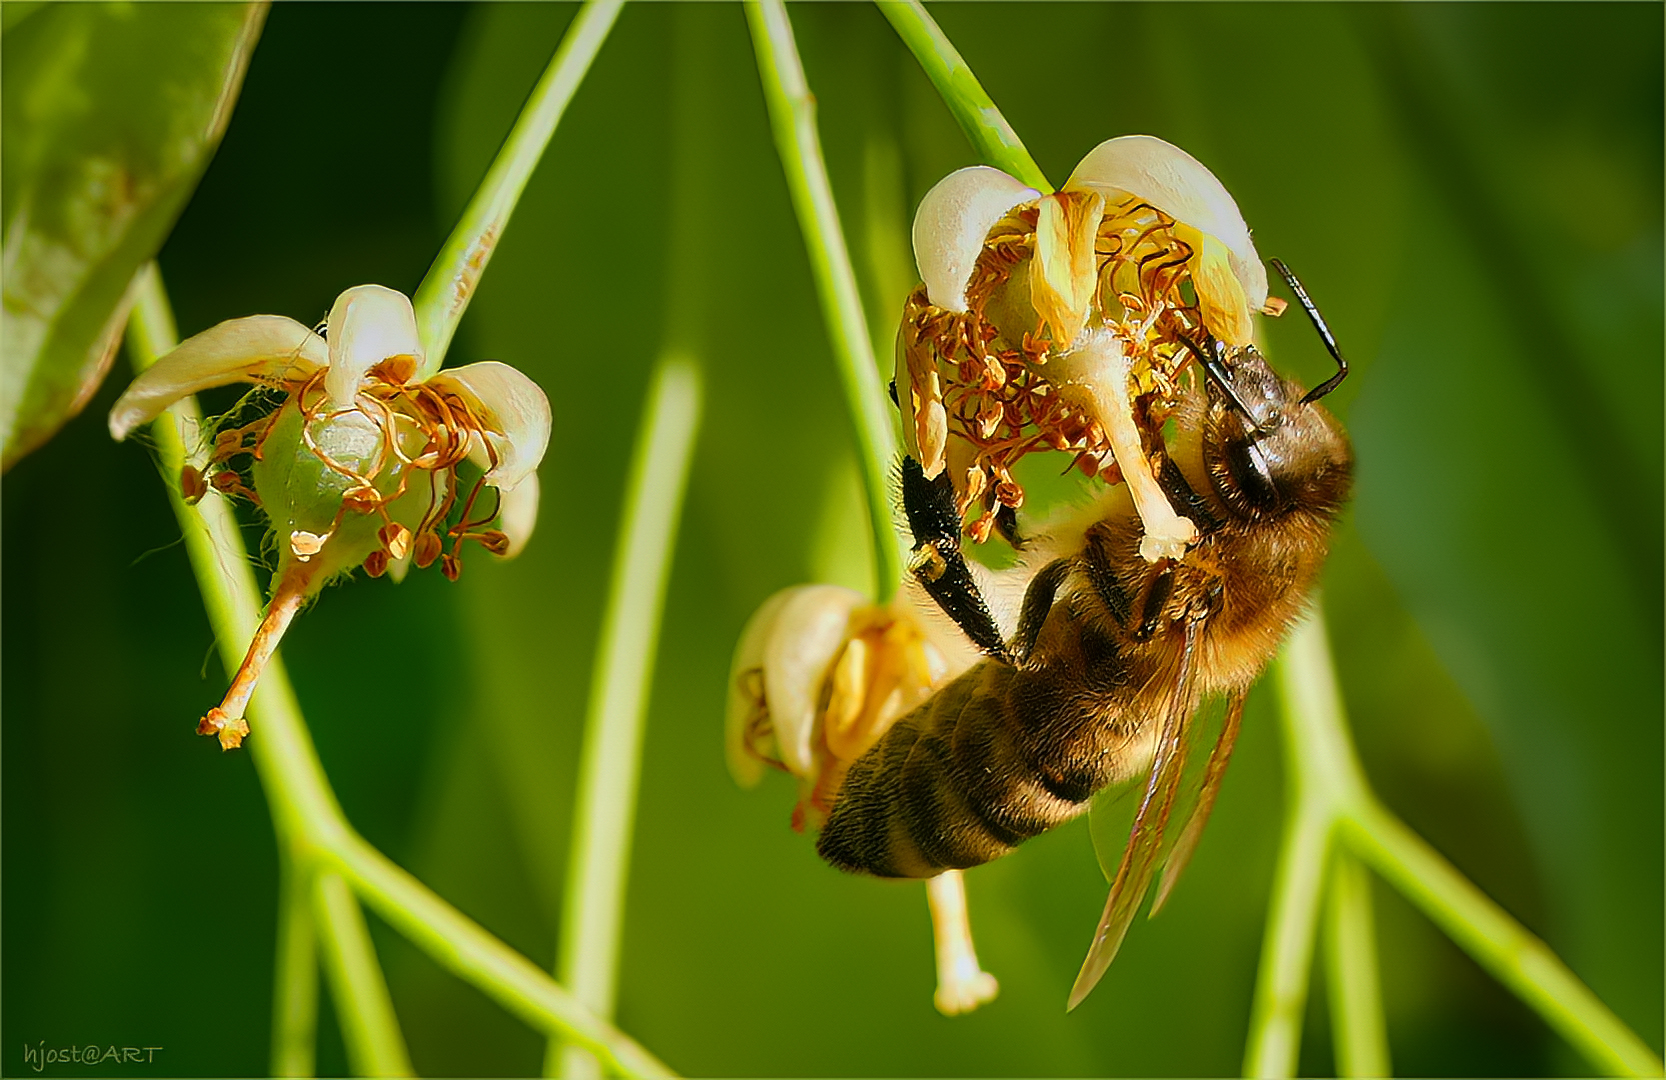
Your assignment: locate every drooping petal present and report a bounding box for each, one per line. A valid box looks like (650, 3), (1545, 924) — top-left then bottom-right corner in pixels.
(1190, 231), (1254, 346)
(427, 360), (551, 491)
(1066, 135), (1268, 316)
(494, 471), (539, 558)
(913, 166), (1040, 312)
(108, 315), (325, 441)
(1030, 189), (1105, 347)
(725, 584), (866, 785)
(325, 285), (422, 407)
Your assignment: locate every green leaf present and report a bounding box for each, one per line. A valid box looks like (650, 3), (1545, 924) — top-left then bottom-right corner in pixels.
(0, 2), (266, 469)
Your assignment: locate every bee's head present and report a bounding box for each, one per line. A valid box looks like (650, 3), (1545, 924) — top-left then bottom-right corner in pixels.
(1199, 344), (1354, 521)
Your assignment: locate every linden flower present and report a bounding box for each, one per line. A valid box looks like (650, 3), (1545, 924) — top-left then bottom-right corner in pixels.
(110, 284), (550, 749)
(896, 135), (1275, 559)
(726, 585), (997, 1014)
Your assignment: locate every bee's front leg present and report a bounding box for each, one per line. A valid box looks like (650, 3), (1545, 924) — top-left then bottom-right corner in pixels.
(900, 456), (1012, 662)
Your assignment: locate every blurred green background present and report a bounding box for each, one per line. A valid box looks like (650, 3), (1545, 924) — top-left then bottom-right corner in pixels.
(3, 3), (1660, 1076)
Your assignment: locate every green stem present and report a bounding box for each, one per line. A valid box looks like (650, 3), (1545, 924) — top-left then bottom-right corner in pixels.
(1265, 607), (1663, 1078)
(329, 835), (675, 1080)
(747, 0), (902, 603)
(875, 0), (1051, 192)
(1324, 851), (1390, 1078)
(1344, 801), (1663, 1077)
(272, 852), (320, 1078)
(412, 0), (625, 372)
(549, 356), (703, 1079)
(126, 264), (676, 1080)
(1242, 796), (1330, 1079)
(313, 872), (413, 1078)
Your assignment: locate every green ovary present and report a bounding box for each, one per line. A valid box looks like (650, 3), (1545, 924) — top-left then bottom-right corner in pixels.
(251, 401), (447, 583)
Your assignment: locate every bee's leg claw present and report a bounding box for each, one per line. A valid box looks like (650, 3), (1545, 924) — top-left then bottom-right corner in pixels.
(927, 870), (1000, 1016)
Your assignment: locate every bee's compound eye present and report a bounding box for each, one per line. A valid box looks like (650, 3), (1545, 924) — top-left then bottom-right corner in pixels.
(1225, 436), (1280, 512)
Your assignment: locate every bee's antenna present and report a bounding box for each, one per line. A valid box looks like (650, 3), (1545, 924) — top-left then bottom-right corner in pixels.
(1179, 333), (1260, 422)
(1269, 258), (1348, 404)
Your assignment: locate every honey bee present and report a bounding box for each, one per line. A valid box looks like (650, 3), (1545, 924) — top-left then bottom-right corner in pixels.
(817, 260), (1354, 1007)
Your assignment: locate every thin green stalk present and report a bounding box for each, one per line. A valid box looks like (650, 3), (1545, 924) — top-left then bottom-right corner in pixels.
(747, 0), (902, 603)
(549, 356), (703, 1080)
(412, 0), (625, 371)
(126, 265), (348, 851)
(126, 264), (676, 1080)
(1272, 607), (1662, 1078)
(875, 0), (1051, 192)
(1344, 801), (1663, 1077)
(313, 873), (413, 1078)
(1244, 609), (1354, 1078)
(859, 133), (912, 361)
(1324, 852), (1390, 1078)
(330, 835), (675, 1080)
(272, 853), (320, 1078)
(1243, 800), (1331, 1079)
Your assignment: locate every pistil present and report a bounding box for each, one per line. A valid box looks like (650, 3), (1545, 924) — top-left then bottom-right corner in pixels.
(196, 556), (322, 750)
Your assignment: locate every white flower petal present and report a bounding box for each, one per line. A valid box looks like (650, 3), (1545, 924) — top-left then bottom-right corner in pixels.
(726, 588), (794, 788)
(725, 584), (866, 785)
(761, 585), (865, 778)
(494, 471), (539, 558)
(913, 166), (1040, 312)
(427, 360), (551, 491)
(1066, 135), (1268, 311)
(325, 285), (421, 406)
(108, 315), (325, 441)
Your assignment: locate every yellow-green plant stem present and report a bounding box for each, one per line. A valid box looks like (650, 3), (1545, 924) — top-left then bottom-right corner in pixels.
(126, 263), (675, 1080)
(748, 0), (902, 603)
(412, 0), (624, 372)
(1324, 852), (1390, 1078)
(549, 356), (704, 1080)
(875, 0), (1051, 193)
(272, 853), (320, 1078)
(1344, 800), (1663, 1077)
(1244, 799), (1331, 1078)
(1247, 608), (1663, 1079)
(314, 872), (413, 1078)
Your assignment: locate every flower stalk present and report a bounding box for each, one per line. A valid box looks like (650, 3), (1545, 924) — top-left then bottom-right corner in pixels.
(412, 0), (625, 370)
(748, 0), (903, 603)
(126, 263), (675, 1080)
(875, 0), (1049, 193)
(313, 871), (413, 1078)
(1323, 852), (1390, 1078)
(271, 851), (320, 1078)
(551, 355), (703, 1080)
(1246, 608), (1664, 1079)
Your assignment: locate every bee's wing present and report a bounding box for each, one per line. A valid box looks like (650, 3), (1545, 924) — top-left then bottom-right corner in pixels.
(1067, 617), (1202, 1011)
(1150, 690), (1246, 915)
